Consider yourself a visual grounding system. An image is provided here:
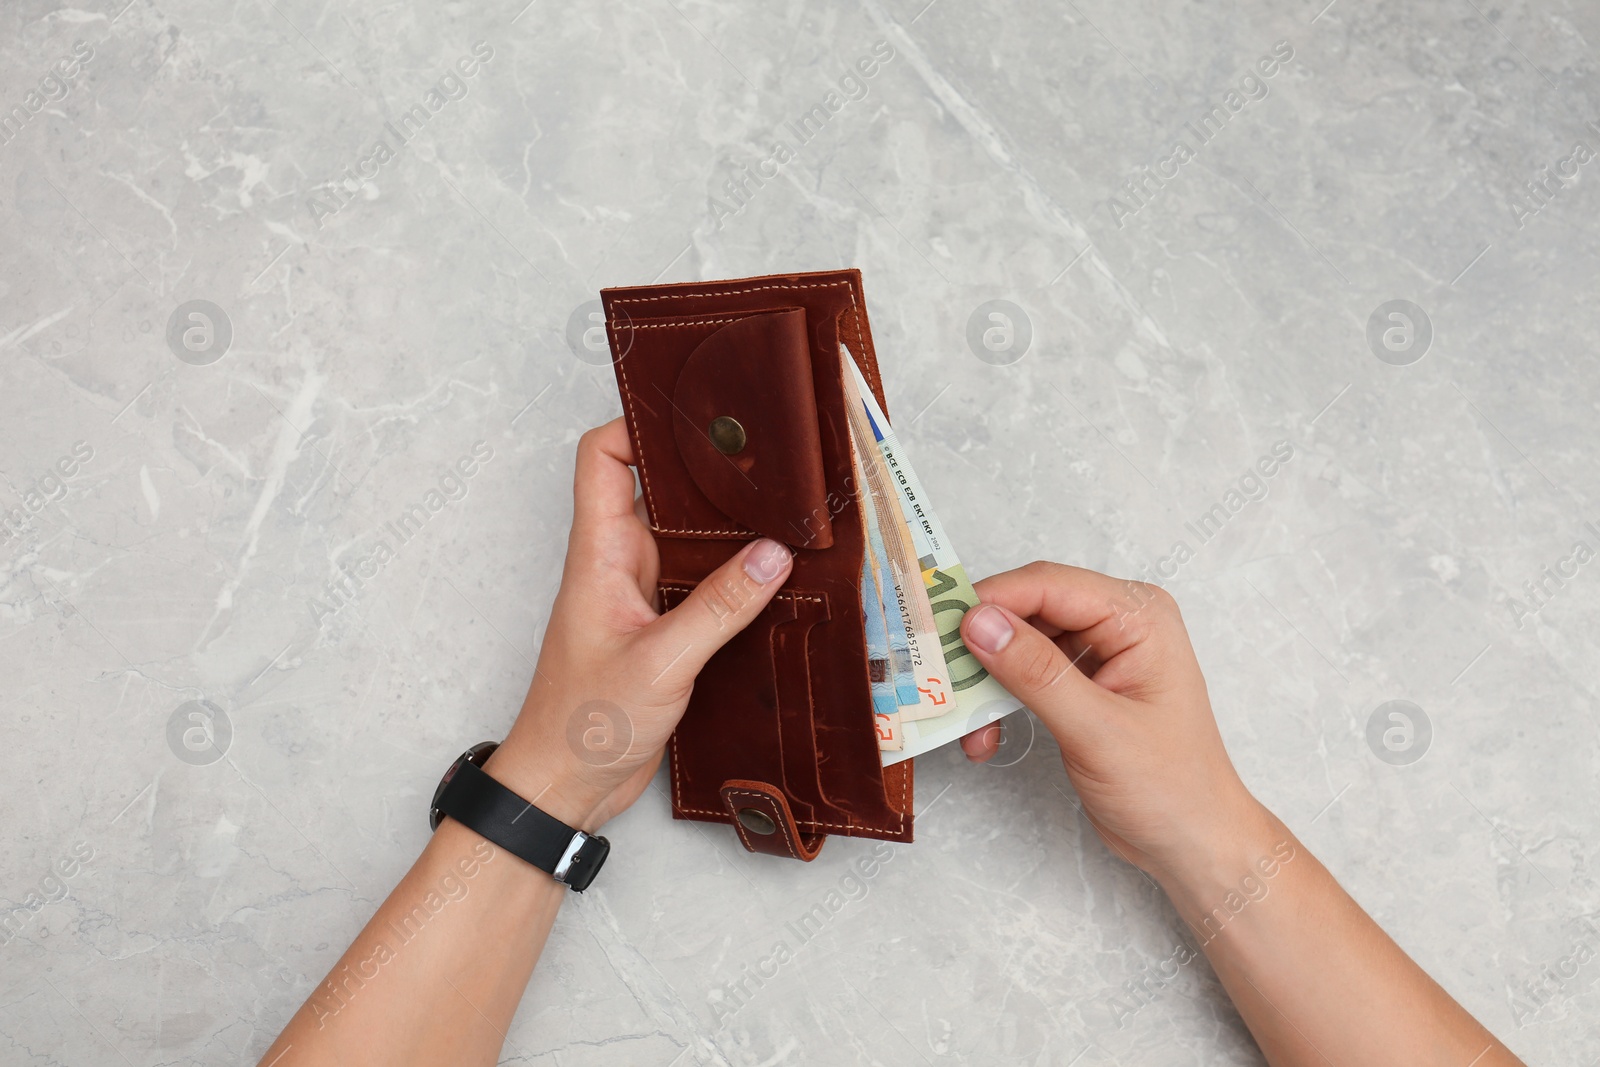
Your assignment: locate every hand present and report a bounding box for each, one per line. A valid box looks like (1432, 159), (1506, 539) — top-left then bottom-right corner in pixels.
(957, 561), (1267, 886)
(484, 419), (794, 831)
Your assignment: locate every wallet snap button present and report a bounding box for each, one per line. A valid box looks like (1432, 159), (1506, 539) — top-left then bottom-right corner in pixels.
(736, 807), (777, 835)
(708, 415), (746, 455)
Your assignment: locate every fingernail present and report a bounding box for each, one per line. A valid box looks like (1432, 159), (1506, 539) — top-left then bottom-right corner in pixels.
(966, 605), (1014, 653)
(744, 538), (791, 583)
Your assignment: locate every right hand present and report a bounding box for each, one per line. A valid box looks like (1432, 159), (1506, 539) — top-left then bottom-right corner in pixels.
(958, 561), (1268, 884)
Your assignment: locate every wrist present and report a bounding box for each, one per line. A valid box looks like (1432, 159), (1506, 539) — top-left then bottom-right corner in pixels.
(1150, 792), (1287, 915)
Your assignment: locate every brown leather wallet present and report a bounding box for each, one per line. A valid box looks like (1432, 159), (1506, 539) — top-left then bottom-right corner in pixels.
(602, 269), (914, 861)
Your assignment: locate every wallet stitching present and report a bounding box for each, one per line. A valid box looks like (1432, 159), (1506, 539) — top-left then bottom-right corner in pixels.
(627, 318), (749, 330)
(611, 281), (874, 390)
(674, 803), (907, 836)
(658, 582), (823, 605)
(611, 280), (874, 537)
(612, 281), (850, 307)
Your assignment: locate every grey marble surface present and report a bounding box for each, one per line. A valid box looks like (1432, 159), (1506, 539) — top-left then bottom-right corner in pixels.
(2, 0), (1598, 1063)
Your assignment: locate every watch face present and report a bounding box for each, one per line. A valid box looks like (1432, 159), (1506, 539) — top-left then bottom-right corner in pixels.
(429, 741), (500, 831)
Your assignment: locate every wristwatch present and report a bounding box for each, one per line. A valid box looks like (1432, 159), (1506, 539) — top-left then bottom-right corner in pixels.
(429, 741), (610, 892)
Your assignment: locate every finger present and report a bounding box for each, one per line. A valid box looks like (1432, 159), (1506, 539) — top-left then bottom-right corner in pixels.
(960, 602), (1115, 748)
(972, 560), (1147, 629)
(1024, 613), (1067, 639)
(973, 561), (1166, 660)
(960, 721), (1003, 763)
(1057, 630), (1105, 679)
(572, 419), (640, 535)
(633, 538), (794, 696)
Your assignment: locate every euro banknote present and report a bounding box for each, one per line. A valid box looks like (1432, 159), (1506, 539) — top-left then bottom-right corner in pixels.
(857, 550), (904, 749)
(841, 357), (957, 724)
(842, 346), (1024, 765)
(858, 451), (920, 711)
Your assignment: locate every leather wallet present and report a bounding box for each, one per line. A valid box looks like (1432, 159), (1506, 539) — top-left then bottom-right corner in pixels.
(602, 269), (913, 861)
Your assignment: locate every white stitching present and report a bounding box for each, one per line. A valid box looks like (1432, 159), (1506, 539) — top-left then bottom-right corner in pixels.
(610, 313), (658, 525)
(656, 588), (825, 604)
(623, 318), (749, 330)
(670, 730), (683, 817)
(672, 803), (910, 836)
(611, 280), (850, 308)
(653, 527), (756, 537)
(658, 582), (823, 605)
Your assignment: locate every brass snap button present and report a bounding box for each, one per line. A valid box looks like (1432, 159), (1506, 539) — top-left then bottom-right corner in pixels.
(708, 415), (746, 455)
(736, 807), (776, 835)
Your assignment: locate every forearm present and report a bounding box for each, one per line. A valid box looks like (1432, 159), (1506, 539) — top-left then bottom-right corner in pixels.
(1157, 800), (1522, 1067)
(259, 725), (608, 1067)
(259, 818), (566, 1066)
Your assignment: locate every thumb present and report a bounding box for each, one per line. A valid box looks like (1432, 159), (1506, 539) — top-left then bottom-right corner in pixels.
(961, 603), (1111, 747)
(636, 538), (794, 695)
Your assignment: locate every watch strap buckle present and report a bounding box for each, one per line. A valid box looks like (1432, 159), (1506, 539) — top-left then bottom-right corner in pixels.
(552, 831), (610, 892)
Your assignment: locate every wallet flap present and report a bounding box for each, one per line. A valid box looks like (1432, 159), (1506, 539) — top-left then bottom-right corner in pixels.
(720, 780), (826, 860)
(671, 309), (833, 549)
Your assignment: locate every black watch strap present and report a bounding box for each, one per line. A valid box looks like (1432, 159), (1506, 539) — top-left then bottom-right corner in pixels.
(430, 746), (610, 892)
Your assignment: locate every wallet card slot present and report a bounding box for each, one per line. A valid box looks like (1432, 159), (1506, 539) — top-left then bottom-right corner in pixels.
(658, 582), (831, 828)
(768, 591), (832, 822)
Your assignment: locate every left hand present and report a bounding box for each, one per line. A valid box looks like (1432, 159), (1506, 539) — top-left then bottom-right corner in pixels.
(485, 418), (794, 830)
